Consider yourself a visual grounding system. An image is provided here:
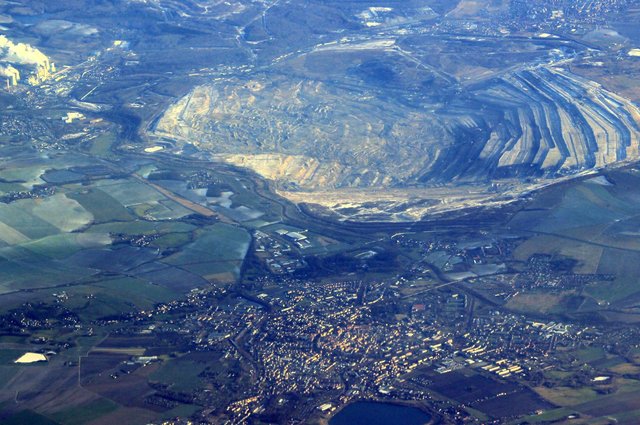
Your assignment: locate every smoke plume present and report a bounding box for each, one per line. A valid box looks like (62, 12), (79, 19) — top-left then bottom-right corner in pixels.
(0, 64), (20, 81)
(0, 35), (49, 68)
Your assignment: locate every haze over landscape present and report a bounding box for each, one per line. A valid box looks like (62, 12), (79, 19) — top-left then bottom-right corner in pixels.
(0, 1), (640, 424)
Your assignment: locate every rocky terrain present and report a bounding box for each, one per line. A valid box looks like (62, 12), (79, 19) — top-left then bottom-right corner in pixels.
(143, 0), (640, 221)
(152, 62), (640, 220)
(154, 76), (452, 190)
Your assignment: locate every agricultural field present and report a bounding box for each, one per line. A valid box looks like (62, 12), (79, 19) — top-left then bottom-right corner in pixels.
(0, 153), (274, 421)
(95, 179), (165, 206)
(417, 368), (552, 420)
(49, 399), (119, 425)
(506, 170), (640, 317)
(3, 0), (640, 423)
(505, 291), (574, 315)
(533, 380), (640, 424)
(163, 223), (251, 283)
(67, 189), (135, 223)
(0, 152), (275, 325)
(522, 339), (640, 425)
(150, 358), (208, 392)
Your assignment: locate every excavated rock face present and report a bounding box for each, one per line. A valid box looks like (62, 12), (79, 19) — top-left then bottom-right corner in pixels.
(153, 76), (452, 190)
(154, 69), (640, 186)
(146, 0), (640, 221)
(473, 68), (640, 174)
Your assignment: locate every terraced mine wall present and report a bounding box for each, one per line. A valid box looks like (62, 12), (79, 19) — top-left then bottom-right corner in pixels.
(154, 66), (640, 189)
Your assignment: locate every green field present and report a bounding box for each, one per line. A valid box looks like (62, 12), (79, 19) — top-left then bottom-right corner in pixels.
(0, 349), (23, 364)
(92, 277), (177, 307)
(534, 385), (599, 406)
(150, 232), (192, 250)
(68, 188), (135, 223)
(87, 220), (195, 236)
(573, 386), (640, 417)
(1, 410), (59, 425)
(20, 233), (111, 260)
(49, 398), (119, 425)
(509, 182), (636, 236)
(0, 257), (94, 294)
(163, 223), (250, 280)
(0, 181), (27, 194)
(30, 194), (93, 232)
(161, 404), (201, 420)
(61, 277), (178, 321)
(505, 291), (569, 315)
(0, 201), (60, 240)
(588, 249), (640, 304)
(88, 131), (117, 158)
(508, 175), (640, 310)
(0, 165), (46, 189)
(95, 179), (165, 207)
(144, 199), (191, 220)
(0, 365), (19, 388)
(534, 377), (640, 425)
(150, 358), (207, 392)
(573, 347), (607, 363)
(515, 407), (575, 424)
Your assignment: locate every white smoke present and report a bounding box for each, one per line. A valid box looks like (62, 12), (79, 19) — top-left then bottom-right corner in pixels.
(0, 64), (20, 81)
(0, 35), (49, 69)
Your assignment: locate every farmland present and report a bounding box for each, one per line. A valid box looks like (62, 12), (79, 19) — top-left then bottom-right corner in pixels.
(2, 0), (640, 421)
(0, 148), (267, 302)
(5, 146), (640, 424)
(0, 145), (343, 424)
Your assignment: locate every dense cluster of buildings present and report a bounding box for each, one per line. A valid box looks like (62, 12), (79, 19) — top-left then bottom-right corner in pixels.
(109, 262), (599, 423)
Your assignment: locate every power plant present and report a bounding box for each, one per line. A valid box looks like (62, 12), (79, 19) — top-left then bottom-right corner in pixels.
(1, 61), (57, 88)
(0, 64), (19, 89)
(26, 61), (55, 86)
(0, 35), (55, 88)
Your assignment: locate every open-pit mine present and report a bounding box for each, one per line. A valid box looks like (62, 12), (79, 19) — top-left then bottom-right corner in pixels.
(152, 63), (640, 221)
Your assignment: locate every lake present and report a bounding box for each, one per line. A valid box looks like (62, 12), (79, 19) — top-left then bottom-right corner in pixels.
(330, 401), (432, 425)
